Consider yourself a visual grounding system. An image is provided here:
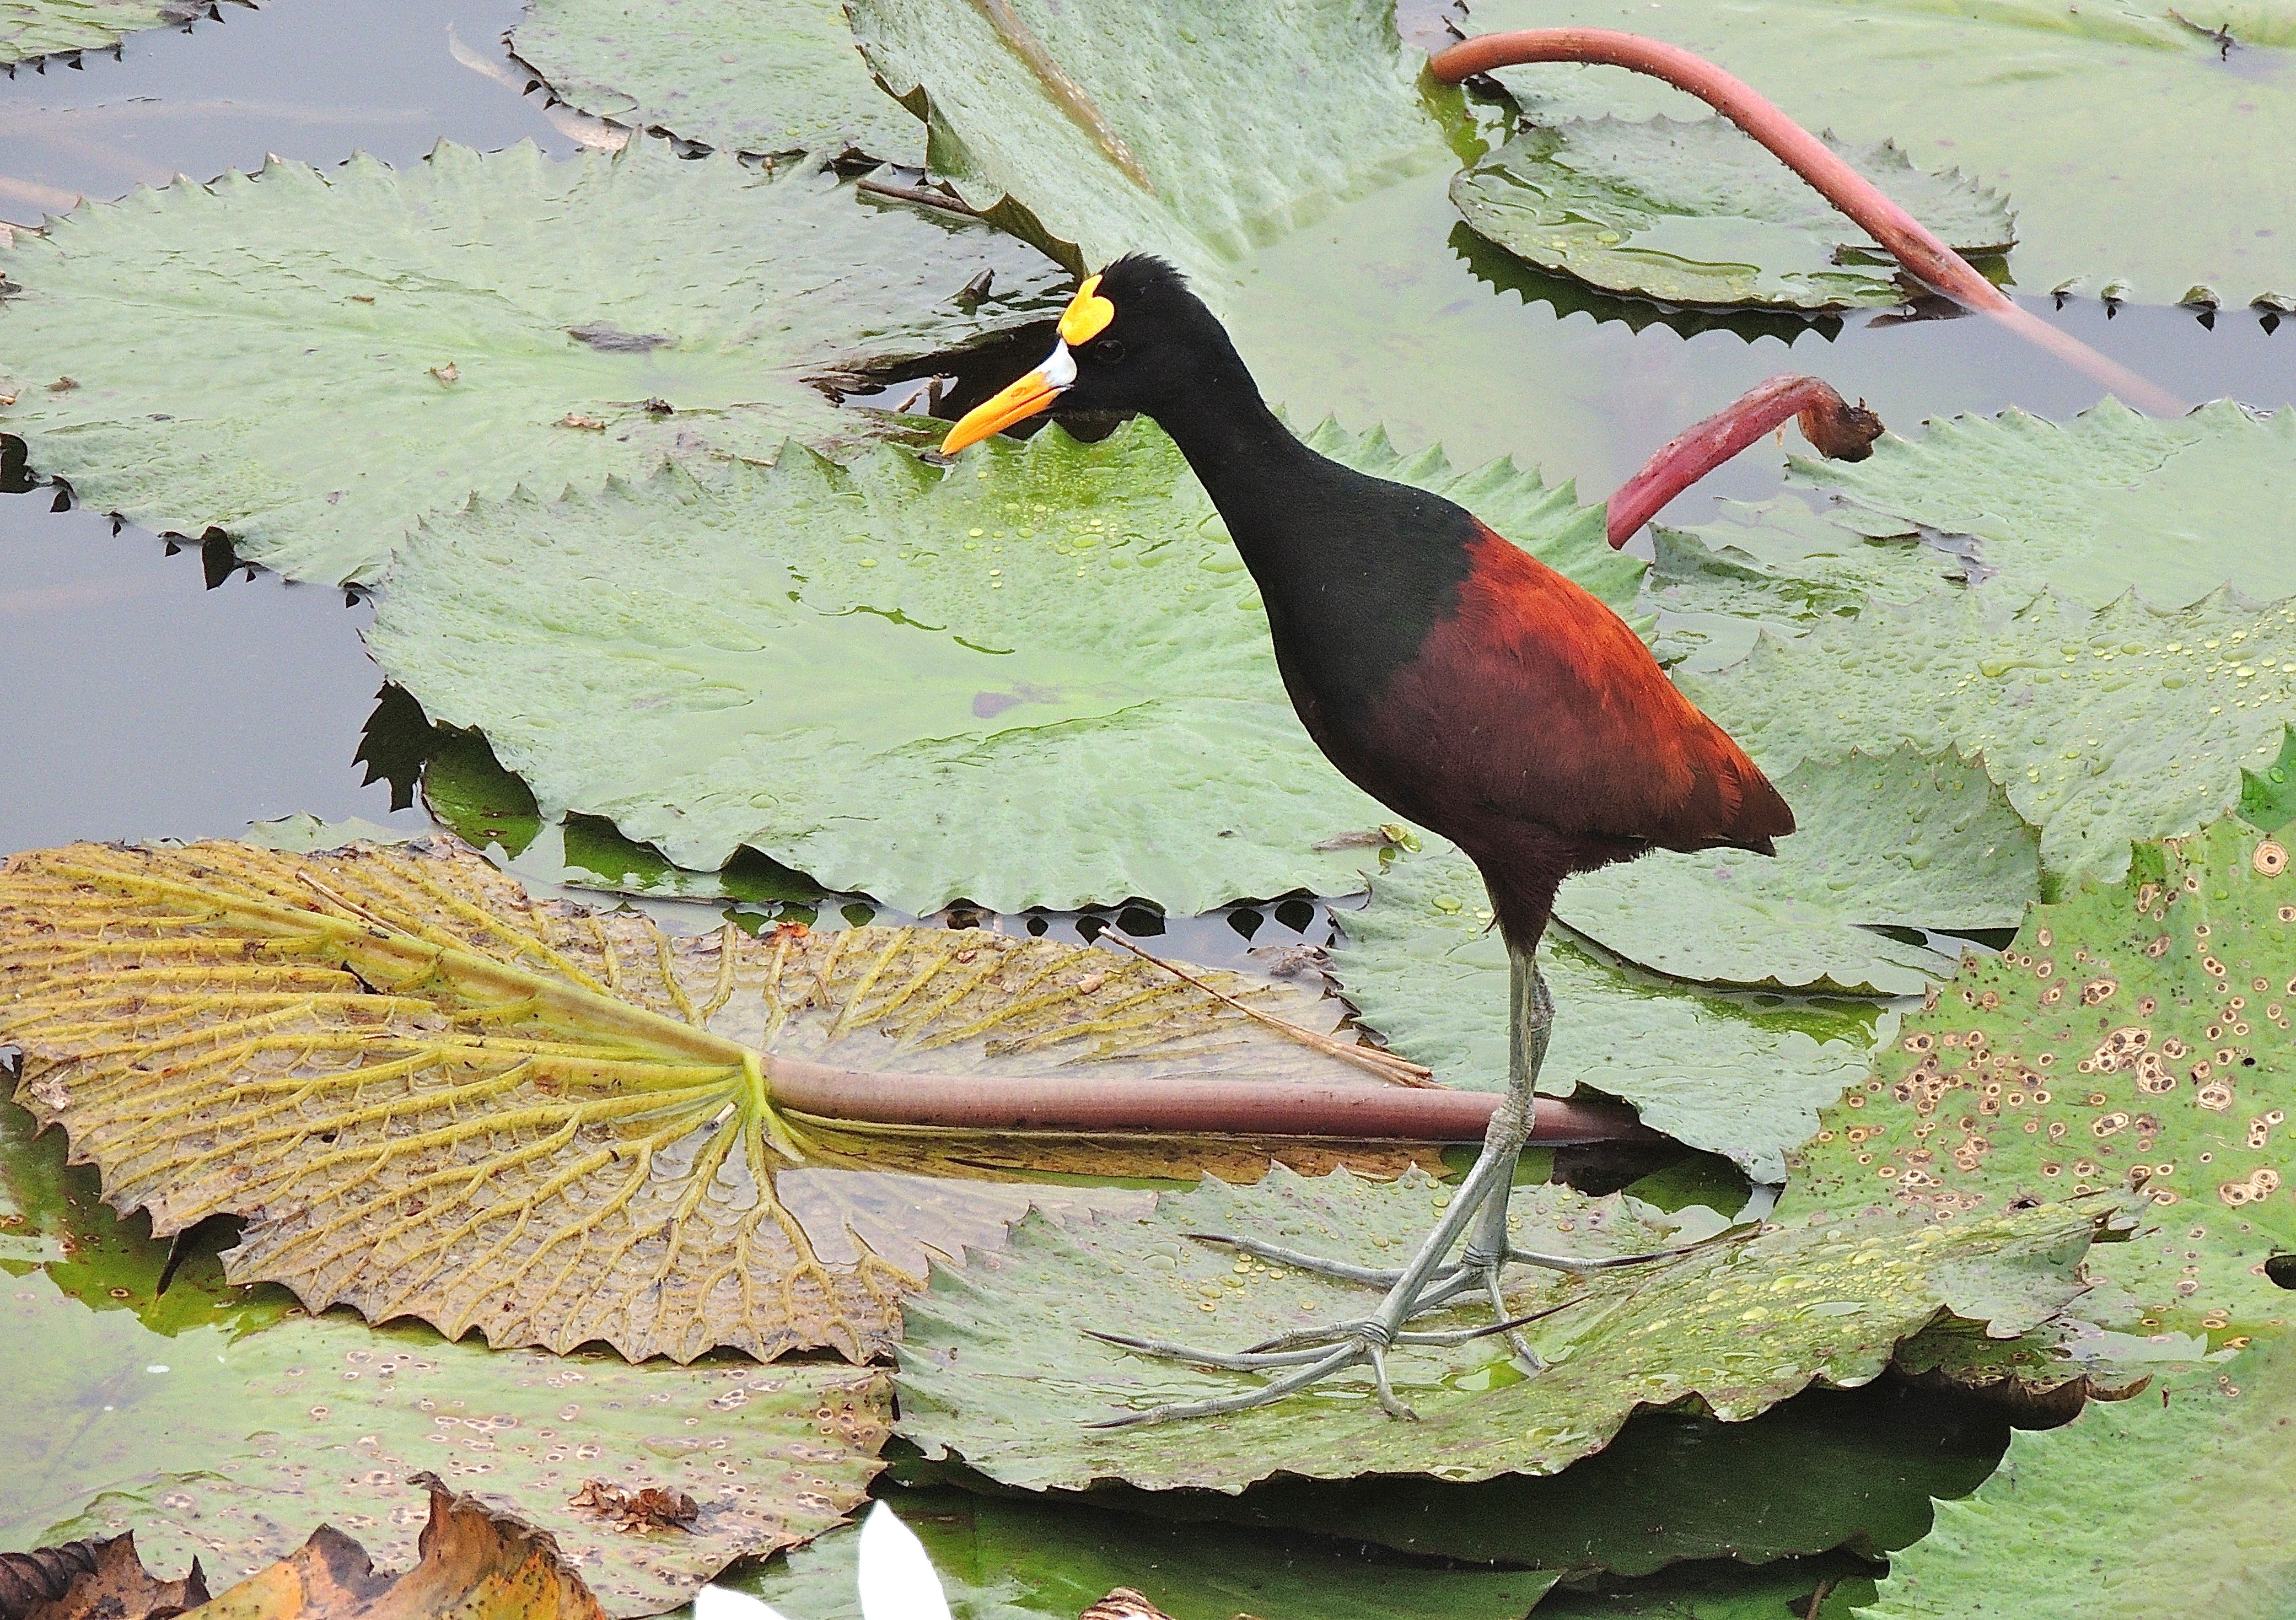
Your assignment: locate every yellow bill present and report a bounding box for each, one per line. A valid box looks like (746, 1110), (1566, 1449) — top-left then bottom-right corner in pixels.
(940, 274), (1112, 455)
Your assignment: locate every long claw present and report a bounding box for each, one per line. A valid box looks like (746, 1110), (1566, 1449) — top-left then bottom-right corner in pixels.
(1368, 1343), (1418, 1421)
(1083, 1330), (1340, 1370)
(1087, 1344), (1361, 1428)
(1503, 1223), (1754, 1274)
(1183, 1232), (1437, 1289)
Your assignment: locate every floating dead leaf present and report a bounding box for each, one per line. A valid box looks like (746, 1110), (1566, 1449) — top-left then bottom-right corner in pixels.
(0, 837), (1433, 1361)
(566, 1482), (698, 1535)
(192, 1474), (601, 1620)
(428, 363), (459, 386)
(0, 1535), (207, 1620)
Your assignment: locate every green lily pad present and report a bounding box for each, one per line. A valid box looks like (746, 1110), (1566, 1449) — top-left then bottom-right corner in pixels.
(1454, 119), (2013, 310)
(0, 1105), (889, 1617)
(1, 0), (238, 63)
(1863, 1335), (2296, 1618)
(1332, 837), (1884, 1182)
(510, 0), (922, 163)
(845, 0), (1451, 286)
(366, 417), (1637, 915)
(1675, 586), (2296, 886)
(1465, 0), (2296, 307)
(1783, 820), (2296, 1346)
(1797, 401), (2296, 611)
(1046, 1377), (2008, 1575)
(894, 1164), (2101, 1490)
(0, 140), (1064, 585)
(710, 1484), (1560, 1620)
(1553, 747), (2040, 997)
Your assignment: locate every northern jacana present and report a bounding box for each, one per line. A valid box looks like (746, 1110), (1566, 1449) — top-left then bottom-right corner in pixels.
(939, 256), (1794, 1423)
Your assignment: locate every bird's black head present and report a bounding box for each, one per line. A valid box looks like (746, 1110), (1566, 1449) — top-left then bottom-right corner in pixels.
(940, 254), (1247, 453)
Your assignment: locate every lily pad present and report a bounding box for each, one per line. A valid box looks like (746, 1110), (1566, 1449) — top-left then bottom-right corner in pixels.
(1051, 1378), (2009, 1575)
(1796, 401), (2296, 611)
(714, 1484), (1560, 1620)
(510, 0), (921, 163)
(1675, 586), (2296, 885)
(845, 0), (1450, 286)
(0, 1301), (886, 1615)
(1783, 820), (2296, 1345)
(0, 1115), (886, 1617)
(1465, 0), (2296, 307)
(894, 1164), (2101, 1490)
(1331, 836), (1884, 1182)
(1553, 746), (2041, 996)
(0, 140), (1064, 584)
(1, 0), (238, 63)
(1453, 119), (2013, 310)
(1645, 499), (1981, 676)
(1864, 1335), (2296, 1618)
(365, 417), (1637, 916)
(0, 837), (1423, 1363)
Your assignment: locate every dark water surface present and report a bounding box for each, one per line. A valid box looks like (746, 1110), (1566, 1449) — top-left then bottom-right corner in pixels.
(1, 0), (2290, 923)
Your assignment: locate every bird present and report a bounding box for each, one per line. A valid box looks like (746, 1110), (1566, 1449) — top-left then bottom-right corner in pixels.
(938, 254), (1795, 1423)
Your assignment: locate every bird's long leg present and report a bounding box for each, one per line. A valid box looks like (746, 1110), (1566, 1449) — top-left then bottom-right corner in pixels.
(1085, 937), (1711, 1426)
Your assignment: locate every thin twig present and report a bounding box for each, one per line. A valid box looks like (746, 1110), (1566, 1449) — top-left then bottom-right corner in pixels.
(1099, 928), (1435, 1086)
(855, 176), (981, 216)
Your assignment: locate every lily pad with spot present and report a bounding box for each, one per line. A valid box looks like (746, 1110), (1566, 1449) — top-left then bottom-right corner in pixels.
(1783, 820), (2296, 1345)
(0, 837), (1427, 1365)
(1865, 1334), (2296, 1618)
(893, 1164), (2103, 1489)
(1553, 746), (2040, 996)
(0, 1107), (886, 1617)
(846, 0), (1451, 287)
(365, 417), (1637, 916)
(1465, 0), (2296, 307)
(0, 140), (1064, 584)
(1332, 836), (1885, 1182)
(715, 1484), (1560, 1620)
(1, 0), (243, 64)
(510, 0), (921, 163)
(1453, 118), (2013, 310)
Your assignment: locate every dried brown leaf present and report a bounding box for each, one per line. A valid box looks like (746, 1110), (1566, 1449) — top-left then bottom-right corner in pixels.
(0, 838), (1406, 1361)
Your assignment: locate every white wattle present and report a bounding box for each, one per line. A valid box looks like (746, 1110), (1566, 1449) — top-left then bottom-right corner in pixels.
(1040, 339), (1077, 389)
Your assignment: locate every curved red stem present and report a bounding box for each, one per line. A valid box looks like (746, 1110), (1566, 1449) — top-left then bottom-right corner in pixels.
(1429, 29), (2186, 417)
(766, 1053), (1650, 1144)
(1607, 374), (1881, 546)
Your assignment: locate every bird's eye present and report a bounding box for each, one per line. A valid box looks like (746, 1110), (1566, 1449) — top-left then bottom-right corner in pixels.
(1091, 338), (1126, 364)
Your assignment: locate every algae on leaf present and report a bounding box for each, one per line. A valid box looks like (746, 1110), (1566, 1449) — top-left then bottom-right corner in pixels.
(1466, 0), (2296, 307)
(367, 417), (1635, 916)
(1, 0), (242, 64)
(1677, 585), (2296, 885)
(1454, 119), (2012, 310)
(846, 0), (1450, 286)
(1332, 836), (1883, 1182)
(511, 0), (921, 164)
(0, 141), (1065, 584)
(0, 837), (1413, 1363)
(1864, 1336), (2296, 1619)
(894, 1165), (2101, 1490)
(1784, 821), (2296, 1345)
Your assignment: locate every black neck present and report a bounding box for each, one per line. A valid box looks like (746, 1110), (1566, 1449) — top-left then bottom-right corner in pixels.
(1146, 360), (1329, 577)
